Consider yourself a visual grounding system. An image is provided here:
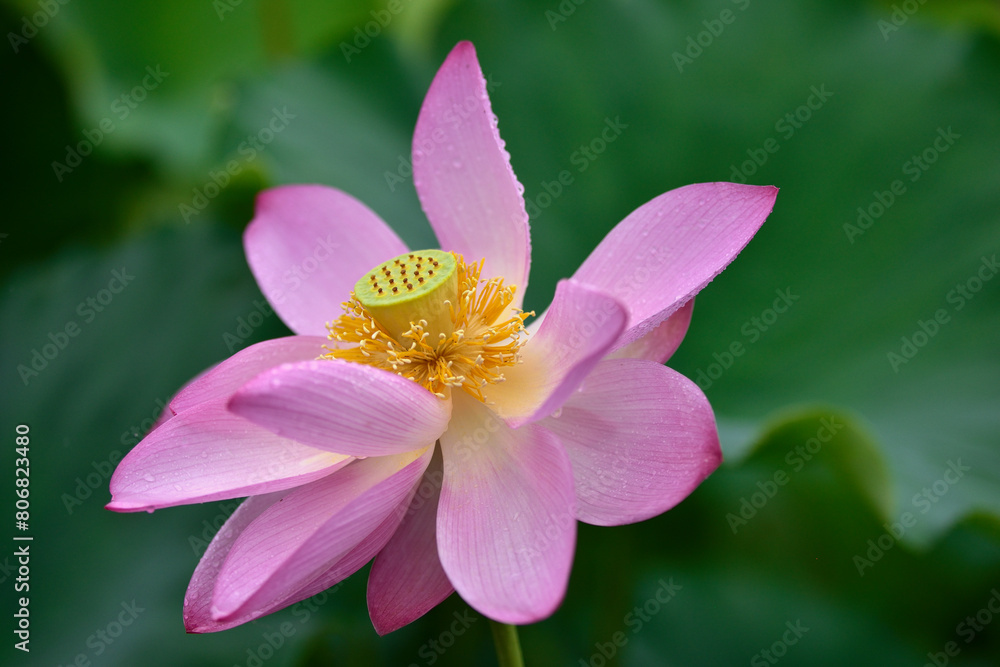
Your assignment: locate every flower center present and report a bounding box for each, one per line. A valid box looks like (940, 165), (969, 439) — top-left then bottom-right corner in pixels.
(323, 251), (531, 401)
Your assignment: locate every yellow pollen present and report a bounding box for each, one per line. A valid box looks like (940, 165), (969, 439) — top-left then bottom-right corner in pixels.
(322, 251), (532, 401)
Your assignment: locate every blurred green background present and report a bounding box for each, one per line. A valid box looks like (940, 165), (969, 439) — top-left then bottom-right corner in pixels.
(3, 0), (1000, 665)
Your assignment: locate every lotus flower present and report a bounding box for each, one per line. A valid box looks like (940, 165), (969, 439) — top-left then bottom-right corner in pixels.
(107, 41), (777, 634)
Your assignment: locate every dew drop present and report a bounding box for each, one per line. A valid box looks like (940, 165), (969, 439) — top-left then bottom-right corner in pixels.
(143, 474), (155, 483)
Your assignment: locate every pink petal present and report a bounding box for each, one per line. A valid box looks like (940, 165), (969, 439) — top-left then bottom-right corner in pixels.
(437, 394), (576, 624)
(368, 449), (453, 635)
(186, 490), (410, 633)
(413, 41), (531, 301)
(606, 299), (694, 363)
(483, 279), (626, 428)
(129, 337), (326, 456)
(107, 402), (349, 512)
(276, 508), (408, 612)
(542, 358), (721, 526)
(170, 336), (328, 415)
(212, 449), (431, 621)
(185, 491), (288, 633)
(244, 185), (409, 336)
(229, 359), (451, 456)
(573, 182), (778, 350)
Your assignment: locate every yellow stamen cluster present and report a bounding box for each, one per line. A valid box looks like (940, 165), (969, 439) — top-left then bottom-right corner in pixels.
(323, 253), (531, 401)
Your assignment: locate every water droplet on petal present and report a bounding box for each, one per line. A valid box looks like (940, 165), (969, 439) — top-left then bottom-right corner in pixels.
(550, 408), (563, 419)
(143, 474), (155, 483)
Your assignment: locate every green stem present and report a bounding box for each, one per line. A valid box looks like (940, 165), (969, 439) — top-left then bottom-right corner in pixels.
(490, 619), (525, 667)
